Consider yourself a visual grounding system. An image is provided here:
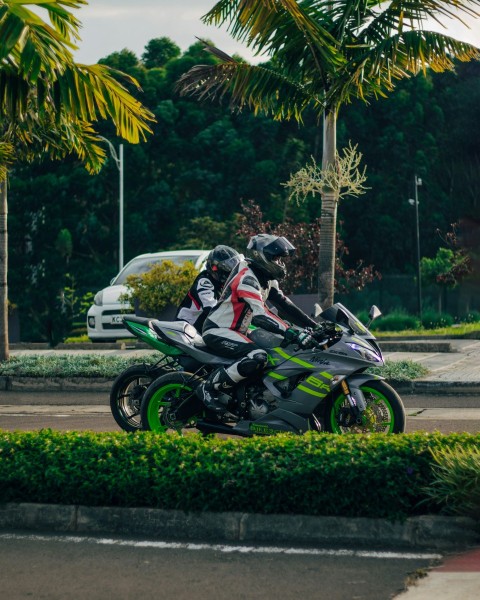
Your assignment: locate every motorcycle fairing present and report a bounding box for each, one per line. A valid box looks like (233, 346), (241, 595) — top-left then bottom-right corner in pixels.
(123, 316), (183, 355)
(151, 320), (236, 366)
(236, 408), (309, 436)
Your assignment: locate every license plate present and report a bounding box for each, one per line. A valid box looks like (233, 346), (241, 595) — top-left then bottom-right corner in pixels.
(110, 315), (124, 324)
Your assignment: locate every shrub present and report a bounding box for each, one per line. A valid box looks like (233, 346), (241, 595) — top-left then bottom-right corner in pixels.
(421, 310), (454, 330)
(1, 430), (479, 519)
(371, 310), (421, 332)
(0, 354), (157, 378)
(423, 446), (480, 519)
(460, 311), (480, 324)
(120, 259), (198, 316)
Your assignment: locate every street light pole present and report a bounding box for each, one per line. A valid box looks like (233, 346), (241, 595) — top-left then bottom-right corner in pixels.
(408, 175), (422, 322)
(98, 137), (124, 271)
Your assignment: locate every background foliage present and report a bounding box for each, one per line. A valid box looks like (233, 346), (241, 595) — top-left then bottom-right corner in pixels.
(8, 39), (480, 342)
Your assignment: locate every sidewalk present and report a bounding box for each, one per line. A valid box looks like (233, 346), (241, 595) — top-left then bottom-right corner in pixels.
(382, 339), (480, 394)
(393, 546), (480, 599)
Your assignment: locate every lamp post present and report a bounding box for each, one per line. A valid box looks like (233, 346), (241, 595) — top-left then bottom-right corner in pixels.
(408, 175), (422, 322)
(99, 137), (124, 271)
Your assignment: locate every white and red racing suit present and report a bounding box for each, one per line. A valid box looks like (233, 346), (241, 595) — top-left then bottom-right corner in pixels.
(202, 259), (316, 358)
(175, 270), (222, 331)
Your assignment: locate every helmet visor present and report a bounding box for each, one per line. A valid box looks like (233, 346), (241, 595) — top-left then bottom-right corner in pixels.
(217, 254), (242, 273)
(263, 237), (296, 259)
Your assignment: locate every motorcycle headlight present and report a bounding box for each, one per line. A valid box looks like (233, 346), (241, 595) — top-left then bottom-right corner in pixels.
(346, 342), (382, 363)
(94, 291), (104, 306)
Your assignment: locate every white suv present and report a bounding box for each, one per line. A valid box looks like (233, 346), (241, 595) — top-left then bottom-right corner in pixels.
(86, 249), (210, 342)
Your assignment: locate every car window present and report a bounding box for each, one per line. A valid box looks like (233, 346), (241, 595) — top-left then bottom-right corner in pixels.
(113, 254), (202, 285)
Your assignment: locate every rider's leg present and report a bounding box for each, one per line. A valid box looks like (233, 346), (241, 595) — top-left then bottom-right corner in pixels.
(197, 330), (267, 413)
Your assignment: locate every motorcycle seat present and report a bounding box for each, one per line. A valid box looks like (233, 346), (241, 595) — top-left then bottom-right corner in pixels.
(151, 319), (207, 347)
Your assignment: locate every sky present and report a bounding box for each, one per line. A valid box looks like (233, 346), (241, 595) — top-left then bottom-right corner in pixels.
(73, 1), (480, 66)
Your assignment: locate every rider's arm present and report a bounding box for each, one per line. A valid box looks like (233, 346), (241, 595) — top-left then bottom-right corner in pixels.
(176, 272), (218, 327)
(196, 275), (218, 310)
(268, 283), (317, 329)
(237, 274), (290, 335)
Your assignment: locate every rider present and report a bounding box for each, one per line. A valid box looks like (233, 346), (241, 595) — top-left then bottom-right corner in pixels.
(196, 234), (318, 413)
(175, 245), (241, 331)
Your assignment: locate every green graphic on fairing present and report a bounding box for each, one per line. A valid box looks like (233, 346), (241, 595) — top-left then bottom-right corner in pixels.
(249, 423), (277, 435)
(298, 371), (333, 398)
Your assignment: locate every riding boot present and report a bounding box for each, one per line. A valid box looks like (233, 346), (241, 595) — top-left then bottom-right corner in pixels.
(196, 367), (236, 414)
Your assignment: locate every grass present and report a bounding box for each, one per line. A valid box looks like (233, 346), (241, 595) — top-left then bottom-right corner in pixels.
(0, 353), (427, 381)
(0, 354), (158, 378)
(369, 359), (428, 381)
(374, 322), (480, 337)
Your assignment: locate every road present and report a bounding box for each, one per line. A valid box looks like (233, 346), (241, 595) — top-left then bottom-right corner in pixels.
(0, 530), (440, 600)
(0, 392), (479, 433)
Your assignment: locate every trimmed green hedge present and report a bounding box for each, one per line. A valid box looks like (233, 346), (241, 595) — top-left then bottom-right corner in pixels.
(1, 430), (479, 520)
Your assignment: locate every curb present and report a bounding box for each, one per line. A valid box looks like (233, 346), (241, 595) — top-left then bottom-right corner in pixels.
(379, 341), (455, 353)
(3, 376), (480, 396)
(0, 503), (478, 550)
(393, 380), (480, 396)
(0, 375), (112, 392)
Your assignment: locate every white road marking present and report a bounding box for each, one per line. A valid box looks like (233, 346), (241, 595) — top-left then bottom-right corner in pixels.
(0, 533), (441, 560)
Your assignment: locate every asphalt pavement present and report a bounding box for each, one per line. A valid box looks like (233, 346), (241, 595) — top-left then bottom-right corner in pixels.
(1, 338), (480, 599)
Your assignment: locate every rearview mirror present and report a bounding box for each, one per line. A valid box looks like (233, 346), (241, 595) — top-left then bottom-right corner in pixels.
(369, 305), (382, 321)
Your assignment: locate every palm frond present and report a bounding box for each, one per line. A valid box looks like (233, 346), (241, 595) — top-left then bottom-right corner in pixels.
(55, 64), (155, 142)
(361, 0), (480, 45)
(0, 1), (155, 145)
(203, 0), (345, 71)
(5, 107), (107, 174)
(177, 60), (322, 122)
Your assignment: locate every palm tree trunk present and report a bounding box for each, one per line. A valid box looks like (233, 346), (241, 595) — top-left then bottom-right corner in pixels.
(0, 177), (9, 361)
(318, 108), (338, 309)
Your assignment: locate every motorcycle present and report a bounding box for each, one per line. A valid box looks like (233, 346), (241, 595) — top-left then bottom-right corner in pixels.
(110, 316), (215, 432)
(140, 303), (406, 436)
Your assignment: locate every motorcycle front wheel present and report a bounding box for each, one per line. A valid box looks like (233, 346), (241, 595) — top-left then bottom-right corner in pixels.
(325, 380), (406, 434)
(110, 364), (169, 432)
(140, 371), (203, 433)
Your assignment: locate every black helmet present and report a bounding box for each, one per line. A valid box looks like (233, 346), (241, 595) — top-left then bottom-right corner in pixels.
(246, 234), (295, 280)
(206, 245), (241, 283)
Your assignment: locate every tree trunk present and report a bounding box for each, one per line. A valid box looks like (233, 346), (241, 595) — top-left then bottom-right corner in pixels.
(0, 177), (9, 361)
(318, 108), (338, 309)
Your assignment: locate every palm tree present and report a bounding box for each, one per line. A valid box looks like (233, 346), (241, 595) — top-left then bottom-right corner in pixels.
(177, 0), (480, 308)
(0, 0), (155, 360)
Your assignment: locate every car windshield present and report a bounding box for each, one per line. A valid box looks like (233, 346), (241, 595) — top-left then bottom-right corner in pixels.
(113, 254), (202, 285)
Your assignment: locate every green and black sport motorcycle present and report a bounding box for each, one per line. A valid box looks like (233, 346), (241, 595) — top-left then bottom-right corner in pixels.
(110, 317), (214, 431)
(139, 303), (406, 436)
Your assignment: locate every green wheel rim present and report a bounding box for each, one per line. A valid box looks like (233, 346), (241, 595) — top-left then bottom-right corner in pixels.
(330, 385), (395, 434)
(146, 382), (193, 433)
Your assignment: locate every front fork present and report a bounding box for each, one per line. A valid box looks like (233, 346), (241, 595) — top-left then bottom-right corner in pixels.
(340, 379), (367, 425)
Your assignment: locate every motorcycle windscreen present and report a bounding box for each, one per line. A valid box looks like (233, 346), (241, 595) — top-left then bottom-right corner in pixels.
(320, 302), (369, 335)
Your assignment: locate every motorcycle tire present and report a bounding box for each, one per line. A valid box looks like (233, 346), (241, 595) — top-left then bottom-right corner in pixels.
(110, 364), (170, 432)
(141, 371), (203, 433)
(324, 379), (406, 434)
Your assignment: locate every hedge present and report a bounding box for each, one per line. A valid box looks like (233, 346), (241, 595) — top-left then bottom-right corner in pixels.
(1, 430), (479, 520)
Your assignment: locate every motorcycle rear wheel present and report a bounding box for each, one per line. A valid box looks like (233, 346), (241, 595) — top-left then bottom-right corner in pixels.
(141, 371), (203, 433)
(325, 380), (406, 434)
(110, 364), (169, 432)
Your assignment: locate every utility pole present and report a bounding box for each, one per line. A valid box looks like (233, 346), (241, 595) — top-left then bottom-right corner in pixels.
(408, 175), (422, 322)
(99, 137), (124, 271)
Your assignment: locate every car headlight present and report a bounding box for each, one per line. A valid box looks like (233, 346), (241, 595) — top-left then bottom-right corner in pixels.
(94, 291), (104, 306)
(346, 342), (382, 363)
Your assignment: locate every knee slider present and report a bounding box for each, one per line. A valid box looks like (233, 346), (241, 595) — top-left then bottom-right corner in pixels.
(236, 349), (268, 377)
